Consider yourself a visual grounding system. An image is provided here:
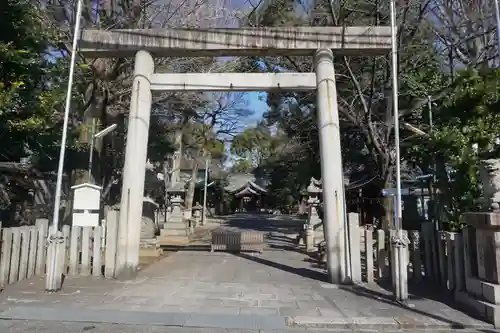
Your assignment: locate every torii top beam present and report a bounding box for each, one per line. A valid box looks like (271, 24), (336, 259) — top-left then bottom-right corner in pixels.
(78, 26), (392, 58)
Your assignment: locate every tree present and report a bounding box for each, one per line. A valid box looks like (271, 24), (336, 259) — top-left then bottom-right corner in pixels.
(0, 0), (64, 163)
(241, 0), (497, 227)
(180, 91), (252, 218)
(429, 0), (499, 70)
(231, 159), (253, 173)
(406, 68), (500, 229)
(230, 122), (279, 167)
(182, 122), (226, 218)
(36, 0), (242, 210)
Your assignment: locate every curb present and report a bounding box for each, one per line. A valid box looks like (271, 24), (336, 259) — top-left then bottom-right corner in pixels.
(1, 306), (491, 331)
(287, 316), (492, 330)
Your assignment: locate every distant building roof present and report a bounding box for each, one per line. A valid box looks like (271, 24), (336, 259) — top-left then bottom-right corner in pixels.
(225, 173), (268, 194)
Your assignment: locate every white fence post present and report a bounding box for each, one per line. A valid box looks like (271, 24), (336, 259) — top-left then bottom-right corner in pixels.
(9, 228), (21, 284)
(348, 213), (362, 283)
(92, 226), (102, 277)
(376, 229), (386, 279)
(0, 228), (12, 287)
(27, 227), (37, 278)
(365, 226), (374, 284)
(18, 227), (30, 281)
(105, 209), (119, 278)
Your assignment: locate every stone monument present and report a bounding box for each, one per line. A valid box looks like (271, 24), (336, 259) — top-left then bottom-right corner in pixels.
(139, 195), (162, 258)
(140, 195), (158, 239)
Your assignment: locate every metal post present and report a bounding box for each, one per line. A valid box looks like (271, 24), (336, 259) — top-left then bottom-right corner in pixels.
(389, 0), (408, 302)
(45, 0), (83, 292)
(427, 96), (433, 130)
(427, 96), (439, 231)
(88, 118), (96, 184)
(342, 176), (352, 281)
(390, 0), (402, 239)
(202, 157), (209, 225)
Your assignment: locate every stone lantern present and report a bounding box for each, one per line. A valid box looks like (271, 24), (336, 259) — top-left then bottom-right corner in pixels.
(479, 158), (500, 211)
(159, 182), (190, 244)
(304, 178), (322, 252)
(192, 203), (203, 226)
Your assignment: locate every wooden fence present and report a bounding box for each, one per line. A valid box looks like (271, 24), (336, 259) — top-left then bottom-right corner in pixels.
(61, 210), (119, 278)
(0, 219), (49, 288)
(0, 209), (120, 288)
(347, 213), (463, 294)
(0, 208), (462, 294)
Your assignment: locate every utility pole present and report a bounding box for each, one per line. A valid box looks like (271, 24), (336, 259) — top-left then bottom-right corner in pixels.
(46, 0), (83, 291)
(389, 0), (408, 302)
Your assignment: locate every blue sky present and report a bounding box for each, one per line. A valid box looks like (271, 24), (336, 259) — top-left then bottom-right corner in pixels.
(242, 92), (268, 126)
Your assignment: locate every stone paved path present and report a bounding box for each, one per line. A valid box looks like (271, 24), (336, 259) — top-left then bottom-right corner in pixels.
(0, 214), (492, 331)
(0, 320), (498, 333)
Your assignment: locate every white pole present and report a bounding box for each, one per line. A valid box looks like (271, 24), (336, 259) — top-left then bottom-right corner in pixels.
(46, 0), (83, 291)
(428, 96), (438, 231)
(202, 157), (209, 225)
(389, 0), (407, 302)
(427, 96), (433, 130)
(390, 0), (401, 232)
(88, 118), (96, 184)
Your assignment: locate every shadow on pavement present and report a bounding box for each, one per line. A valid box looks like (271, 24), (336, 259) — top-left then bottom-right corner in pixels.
(339, 283), (485, 328)
(223, 213), (304, 235)
(219, 213), (486, 329)
(234, 252), (328, 282)
(378, 278), (488, 320)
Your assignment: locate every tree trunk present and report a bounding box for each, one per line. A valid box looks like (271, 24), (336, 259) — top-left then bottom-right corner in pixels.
(184, 161), (199, 219)
(163, 160), (170, 204)
(62, 116), (95, 226)
(374, 172), (394, 230)
(381, 194), (394, 230)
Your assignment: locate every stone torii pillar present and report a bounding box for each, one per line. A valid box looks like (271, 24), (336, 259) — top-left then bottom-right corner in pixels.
(315, 49), (347, 283)
(115, 50), (154, 279)
(77, 27), (391, 281)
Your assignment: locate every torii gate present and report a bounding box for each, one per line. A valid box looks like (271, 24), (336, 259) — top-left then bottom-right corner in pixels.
(78, 27), (391, 283)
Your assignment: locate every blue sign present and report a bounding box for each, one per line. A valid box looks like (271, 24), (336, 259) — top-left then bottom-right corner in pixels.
(381, 188), (410, 196)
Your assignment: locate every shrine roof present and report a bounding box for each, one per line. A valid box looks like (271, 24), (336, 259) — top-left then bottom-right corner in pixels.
(225, 173), (268, 195)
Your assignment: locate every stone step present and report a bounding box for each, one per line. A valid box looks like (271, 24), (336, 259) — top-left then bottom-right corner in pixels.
(158, 235), (190, 246)
(139, 247), (162, 257)
(160, 228), (188, 237)
(163, 222), (187, 229)
(163, 226), (186, 231)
